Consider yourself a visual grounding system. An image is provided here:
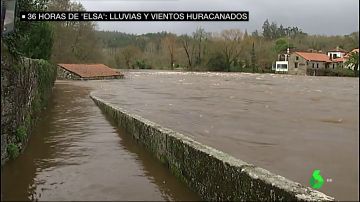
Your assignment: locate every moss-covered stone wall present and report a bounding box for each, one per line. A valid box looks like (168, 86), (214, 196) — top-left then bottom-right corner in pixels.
(1, 48), (57, 165)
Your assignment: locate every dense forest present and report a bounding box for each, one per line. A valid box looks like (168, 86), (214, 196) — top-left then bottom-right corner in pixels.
(3, 0), (359, 73)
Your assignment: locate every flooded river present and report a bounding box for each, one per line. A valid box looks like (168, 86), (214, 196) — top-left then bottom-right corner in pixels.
(72, 70), (358, 200)
(1, 70), (358, 201)
(1, 82), (200, 201)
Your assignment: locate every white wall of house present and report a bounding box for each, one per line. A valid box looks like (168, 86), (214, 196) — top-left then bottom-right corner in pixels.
(275, 61), (288, 72)
(327, 51), (345, 59)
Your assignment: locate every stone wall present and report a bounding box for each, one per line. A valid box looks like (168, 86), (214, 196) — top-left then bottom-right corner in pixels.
(90, 94), (335, 201)
(1, 48), (57, 165)
(57, 66), (81, 80)
(288, 54), (307, 75)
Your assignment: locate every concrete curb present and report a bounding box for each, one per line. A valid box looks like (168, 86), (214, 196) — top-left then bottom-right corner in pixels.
(90, 93), (334, 201)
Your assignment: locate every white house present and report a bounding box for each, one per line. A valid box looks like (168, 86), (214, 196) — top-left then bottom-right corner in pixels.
(274, 48), (290, 73)
(327, 47), (347, 60)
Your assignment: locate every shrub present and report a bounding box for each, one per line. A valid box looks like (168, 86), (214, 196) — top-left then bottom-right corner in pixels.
(16, 126), (27, 142)
(307, 67), (356, 77)
(7, 144), (19, 160)
(207, 52), (227, 71)
(135, 59), (152, 69)
(325, 67), (356, 77)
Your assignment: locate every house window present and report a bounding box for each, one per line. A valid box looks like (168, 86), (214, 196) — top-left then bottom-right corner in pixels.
(295, 62), (298, 68)
(312, 63), (315, 68)
(333, 64), (335, 69)
(296, 56), (299, 61)
(317, 63), (319, 68)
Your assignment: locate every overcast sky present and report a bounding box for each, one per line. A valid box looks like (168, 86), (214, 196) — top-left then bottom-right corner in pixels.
(77, 0), (359, 36)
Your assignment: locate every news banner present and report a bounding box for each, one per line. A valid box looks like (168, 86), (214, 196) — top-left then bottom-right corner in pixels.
(20, 11), (249, 21)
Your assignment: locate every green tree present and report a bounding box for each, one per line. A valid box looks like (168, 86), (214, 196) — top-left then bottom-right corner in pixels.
(262, 19), (271, 39)
(269, 22), (278, 39)
(274, 38), (289, 54)
(207, 52), (226, 71)
(251, 42), (257, 72)
(345, 51), (359, 76)
(278, 25), (286, 38)
(4, 0), (53, 59)
(252, 30), (260, 38)
(18, 22), (54, 60)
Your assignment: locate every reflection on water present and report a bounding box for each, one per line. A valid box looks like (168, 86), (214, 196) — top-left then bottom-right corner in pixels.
(1, 82), (200, 201)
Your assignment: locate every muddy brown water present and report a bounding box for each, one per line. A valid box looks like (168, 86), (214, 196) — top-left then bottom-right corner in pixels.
(1, 82), (200, 201)
(68, 70), (358, 201)
(2, 70), (359, 201)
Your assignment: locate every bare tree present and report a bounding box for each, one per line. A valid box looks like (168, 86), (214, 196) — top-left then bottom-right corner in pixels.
(48, 0), (103, 63)
(220, 29), (244, 71)
(193, 27), (210, 66)
(162, 34), (177, 69)
(180, 35), (196, 70)
(121, 45), (141, 68)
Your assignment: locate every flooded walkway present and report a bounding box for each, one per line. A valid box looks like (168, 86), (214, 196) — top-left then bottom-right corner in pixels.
(1, 82), (200, 201)
(72, 70), (358, 200)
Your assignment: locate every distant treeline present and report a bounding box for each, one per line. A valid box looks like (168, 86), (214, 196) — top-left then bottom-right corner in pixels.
(97, 25), (358, 72)
(3, 0), (358, 73)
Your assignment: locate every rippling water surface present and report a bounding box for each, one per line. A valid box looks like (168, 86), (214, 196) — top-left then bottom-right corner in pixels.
(73, 70), (358, 200)
(1, 82), (200, 201)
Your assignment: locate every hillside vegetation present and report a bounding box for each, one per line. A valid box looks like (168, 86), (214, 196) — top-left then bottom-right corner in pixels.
(3, 0), (358, 73)
(96, 23), (358, 72)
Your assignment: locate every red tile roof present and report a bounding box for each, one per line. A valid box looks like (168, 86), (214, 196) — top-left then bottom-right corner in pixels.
(295, 52), (332, 62)
(332, 57), (345, 63)
(58, 64), (122, 78)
